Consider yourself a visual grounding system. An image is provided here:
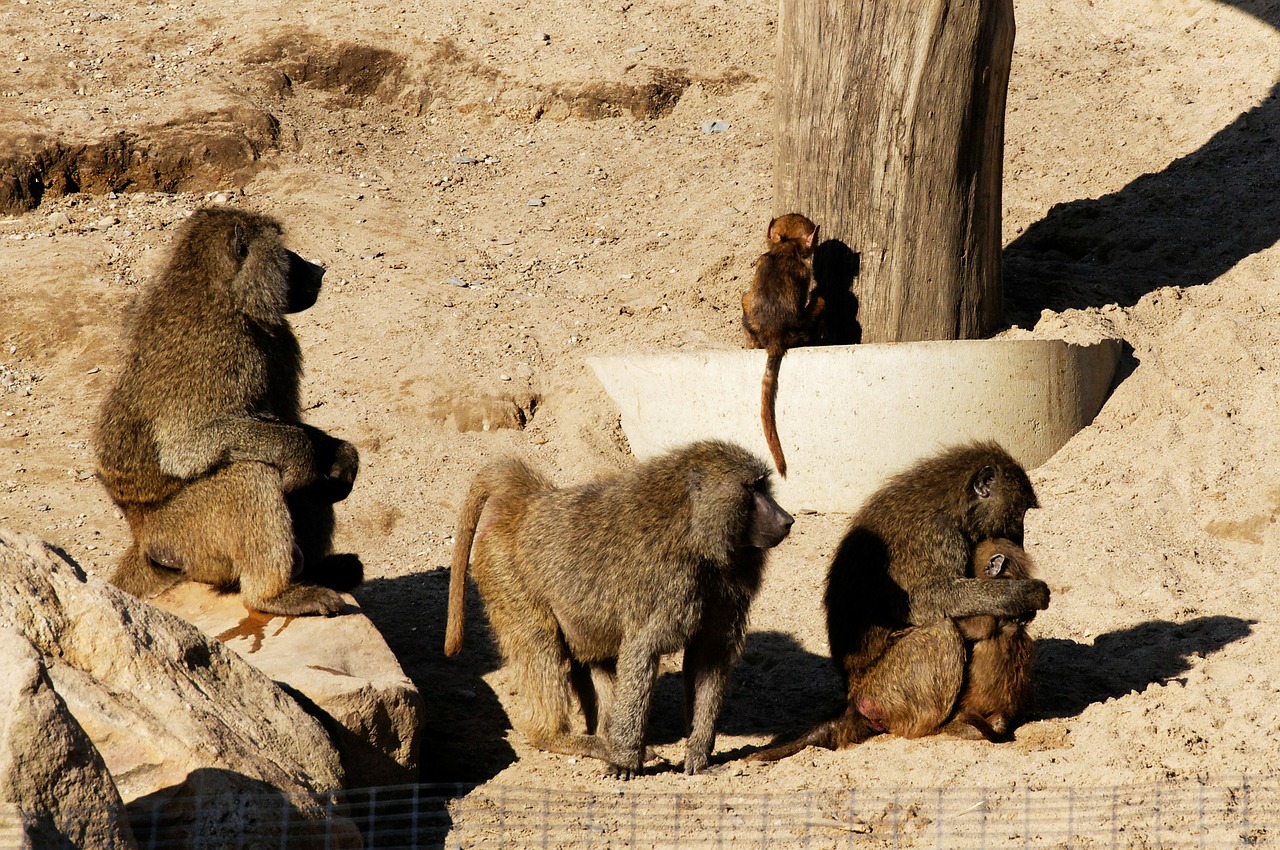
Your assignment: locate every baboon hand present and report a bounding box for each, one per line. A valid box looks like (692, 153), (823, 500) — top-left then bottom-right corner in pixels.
(1021, 578), (1051, 614)
(323, 439), (360, 501)
(683, 751), (710, 776)
(607, 761), (641, 781)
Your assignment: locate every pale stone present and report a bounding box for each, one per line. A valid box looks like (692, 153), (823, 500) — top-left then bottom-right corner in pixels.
(0, 624), (137, 850)
(589, 339), (1122, 512)
(152, 581), (425, 787)
(0, 528), (360, 849)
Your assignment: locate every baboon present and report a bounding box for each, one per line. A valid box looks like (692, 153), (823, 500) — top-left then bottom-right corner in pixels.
(445, 440), (794, 778)
(740, 213), (823, 477)
(749, 442), (1048, 760)
(848, 538), (1037, 742)
(947, 538), (1036, 741)
(95, 206), (360, 616)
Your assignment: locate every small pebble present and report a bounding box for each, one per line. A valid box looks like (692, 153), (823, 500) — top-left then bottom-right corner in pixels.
(617, 273), (634, 280)
(446, 277), (468, 287)
(701, 119), (730, 134)
(536, 33), (550, 43)
(527, 198), (545, 207)
(48, 212), (71, 228)
(452, 155), (479, 165)
(93, 216), (118, 230)
(625, 44), (648, 53)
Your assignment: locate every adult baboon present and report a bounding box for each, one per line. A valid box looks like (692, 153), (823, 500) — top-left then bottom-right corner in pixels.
(95, 206), (359, 616)
(750, 442), (1048, 759)
(445, 440), (794, 778)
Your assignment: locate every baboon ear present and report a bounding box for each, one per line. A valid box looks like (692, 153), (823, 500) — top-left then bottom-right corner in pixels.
(805, 224), (818, 249)
(766, 217), (781, 241)
(972, 465), (996, 499)
(232, 223), (251, 260)
(985, 553), (1006, 577)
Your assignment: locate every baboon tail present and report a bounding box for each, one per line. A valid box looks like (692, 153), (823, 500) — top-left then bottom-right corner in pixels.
(746, 709), (878, 762)
(761, 348), (787, 477)
(445, 474), (491, 657)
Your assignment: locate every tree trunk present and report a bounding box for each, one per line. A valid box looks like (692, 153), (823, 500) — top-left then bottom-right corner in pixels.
(774, 0), (1014, 343)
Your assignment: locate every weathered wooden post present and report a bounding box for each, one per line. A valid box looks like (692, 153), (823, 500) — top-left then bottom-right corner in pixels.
(774, 0), (1015, 343)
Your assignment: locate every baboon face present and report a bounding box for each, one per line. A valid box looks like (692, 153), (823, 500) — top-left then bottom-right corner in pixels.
(283, 250), (325, 313)
(747, 485), (793, 549)
(966, 460), (1038, 543)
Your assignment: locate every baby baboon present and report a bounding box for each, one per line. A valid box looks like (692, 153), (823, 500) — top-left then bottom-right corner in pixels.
(95, 206), (360, 616)
(749, 441), (1049, 760)
(740, 213), (823, 477)
(445, 440), (794, 778)
(946, 538), (1036, 741)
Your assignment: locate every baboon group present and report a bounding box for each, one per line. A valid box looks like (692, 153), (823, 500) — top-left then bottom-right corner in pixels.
(94, 206), (1051, 779)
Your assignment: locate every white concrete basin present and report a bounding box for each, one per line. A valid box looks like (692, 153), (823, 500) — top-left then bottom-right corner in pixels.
(588, 339), (1122, 513)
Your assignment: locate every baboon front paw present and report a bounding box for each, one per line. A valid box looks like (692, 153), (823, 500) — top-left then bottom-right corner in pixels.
(253, 585), (346, 617)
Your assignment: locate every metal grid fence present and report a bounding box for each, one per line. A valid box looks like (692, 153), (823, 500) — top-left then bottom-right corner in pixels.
(4, 777), (1277, 849)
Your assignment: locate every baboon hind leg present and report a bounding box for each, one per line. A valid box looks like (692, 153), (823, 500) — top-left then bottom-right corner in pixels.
(108, 539), (183, 600)
(142, 463), (345, 616)
(855, 620), (966, 739)
(485, 590), (609, 763)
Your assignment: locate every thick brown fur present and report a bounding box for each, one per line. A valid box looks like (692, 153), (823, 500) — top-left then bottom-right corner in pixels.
(445, 440), (793, 778)
(95, 206), (360, 616)
(749, 442), (1048, 761)
(943, 538), (1036, 741)
(740, 213), (823, 477)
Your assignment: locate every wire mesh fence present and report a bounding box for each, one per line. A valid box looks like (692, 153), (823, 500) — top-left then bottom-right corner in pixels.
(4, 776), (1278, 849)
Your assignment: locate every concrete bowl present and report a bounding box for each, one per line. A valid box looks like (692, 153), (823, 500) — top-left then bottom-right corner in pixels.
(589, 338), (1122, 513)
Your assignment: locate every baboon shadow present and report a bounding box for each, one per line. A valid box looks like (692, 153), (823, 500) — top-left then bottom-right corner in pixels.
(812, 238), (861, 345)
(356, 571), (517, 784)
(1033, 615), (1254, 719)
(1004, 0), (1280, 325)
(641, 630), (837, 757)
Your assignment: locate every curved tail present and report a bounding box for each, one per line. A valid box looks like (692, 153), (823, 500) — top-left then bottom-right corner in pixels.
(444, 476), (492, 657)
(747, 708), (878, 762)
(760, 348), (787, 477)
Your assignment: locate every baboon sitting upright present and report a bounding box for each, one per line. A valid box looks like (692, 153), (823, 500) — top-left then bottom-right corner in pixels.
(750, 442), (1049, 759)
(446, 440), (794, 778)
(95, 206), (360, 616)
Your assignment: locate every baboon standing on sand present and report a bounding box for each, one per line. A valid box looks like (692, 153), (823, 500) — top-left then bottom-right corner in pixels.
(95, 207), (360, 616)
(446, 440), (794, 778)
(751, 442), (1049, 759)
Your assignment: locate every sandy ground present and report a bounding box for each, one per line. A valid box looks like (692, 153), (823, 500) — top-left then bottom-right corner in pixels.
(3, 0), (1280, 845)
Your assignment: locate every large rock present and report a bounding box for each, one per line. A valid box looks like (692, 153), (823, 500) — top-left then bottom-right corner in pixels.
(0, 528), (360, 850)
(153, 582), (425, 788)
(0, 624), (137, 850)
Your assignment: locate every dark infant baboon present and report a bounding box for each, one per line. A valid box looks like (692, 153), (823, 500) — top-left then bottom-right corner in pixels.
(740, 212), (823, 477)
(445, 440), (794, 778)
(749, 441), (1048, 760)
(95, 206), (360, 616)
(948, 538), (1036, 741)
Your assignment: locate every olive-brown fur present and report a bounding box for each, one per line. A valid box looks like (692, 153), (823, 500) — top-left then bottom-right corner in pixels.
(95, 206), (359, 616)
(445, 440), (793, 778)
(749, 442), (1048, 760)
(740, 213), (823, 477)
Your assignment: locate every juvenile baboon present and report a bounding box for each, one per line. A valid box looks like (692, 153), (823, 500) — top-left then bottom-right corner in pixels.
(445, 440), (794, 778)
(740, 213), (823, 477)
(749, 441), (1048, 760)
(95, 206), (360, 616)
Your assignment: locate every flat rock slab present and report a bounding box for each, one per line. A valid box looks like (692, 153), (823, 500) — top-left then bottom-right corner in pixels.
(590, 339), (1122, 513)
(152, 582), (425, 788)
